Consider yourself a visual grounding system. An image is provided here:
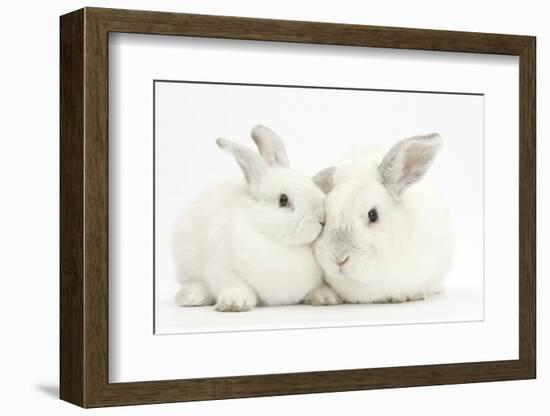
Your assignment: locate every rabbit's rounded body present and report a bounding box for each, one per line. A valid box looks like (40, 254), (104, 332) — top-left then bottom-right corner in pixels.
(173, 181), (323, 306)
(313, 134), (453, 304)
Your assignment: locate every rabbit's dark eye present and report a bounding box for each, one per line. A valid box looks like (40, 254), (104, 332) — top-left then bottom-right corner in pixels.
(279, 194), (289, 208)
(368, 208), (378, 223)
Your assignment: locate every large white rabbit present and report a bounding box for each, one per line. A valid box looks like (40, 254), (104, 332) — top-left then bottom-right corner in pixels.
(173, 125), (341, 312)
(313, 133), (453, 303)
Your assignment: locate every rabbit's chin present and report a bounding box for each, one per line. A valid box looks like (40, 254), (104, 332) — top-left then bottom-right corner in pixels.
(270, 217), (323, 245)
(325, 267), (380, 285)
(274, 220), (323, 246)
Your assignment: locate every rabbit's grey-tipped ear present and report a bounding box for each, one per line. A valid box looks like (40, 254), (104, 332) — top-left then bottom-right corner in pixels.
(378, 133), (442, 199)
(217, 138), (268, 186)
(250, 125), (290, 168)
(313, 167), (336, 194)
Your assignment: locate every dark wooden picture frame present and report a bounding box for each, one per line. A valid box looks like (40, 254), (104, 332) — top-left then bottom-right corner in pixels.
(60, 7), (536, 408)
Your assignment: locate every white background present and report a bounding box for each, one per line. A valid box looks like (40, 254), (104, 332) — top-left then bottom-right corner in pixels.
(154, 82), (485, 335)
(0, 0), (546, 415)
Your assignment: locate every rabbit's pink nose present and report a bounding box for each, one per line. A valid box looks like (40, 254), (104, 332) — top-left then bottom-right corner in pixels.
(336, 256), (350, 267)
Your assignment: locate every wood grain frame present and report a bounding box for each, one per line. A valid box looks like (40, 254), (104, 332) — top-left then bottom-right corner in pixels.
(60, 7), (536, 408)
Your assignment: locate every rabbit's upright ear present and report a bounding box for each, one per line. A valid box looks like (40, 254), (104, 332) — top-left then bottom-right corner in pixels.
(313, 167), (336, 194)
(250, 125), (290, 168)
(379, 133), (442, 199)
(217, 138), (268, 186)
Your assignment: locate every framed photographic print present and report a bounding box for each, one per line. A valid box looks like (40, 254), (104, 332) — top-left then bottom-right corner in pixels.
(60, 7), (536, 408)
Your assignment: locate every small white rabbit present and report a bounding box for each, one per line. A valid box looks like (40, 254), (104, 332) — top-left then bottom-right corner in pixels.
(313, 133), (453, 303)
(173, 125), (341, 311)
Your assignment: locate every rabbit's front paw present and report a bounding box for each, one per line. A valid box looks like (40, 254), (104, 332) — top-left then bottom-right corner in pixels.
(175, 281), (215, 306)
(406, 293), (425, 302)
(215, 287), (257, 312)
(374, 293), (425, 304)
(304, 284), (343, 306)
(373, 295), (406, 304)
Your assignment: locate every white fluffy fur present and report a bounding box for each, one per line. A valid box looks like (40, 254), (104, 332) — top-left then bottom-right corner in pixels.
(173, 125), (340, 311)
(314, 134), (453, 303)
